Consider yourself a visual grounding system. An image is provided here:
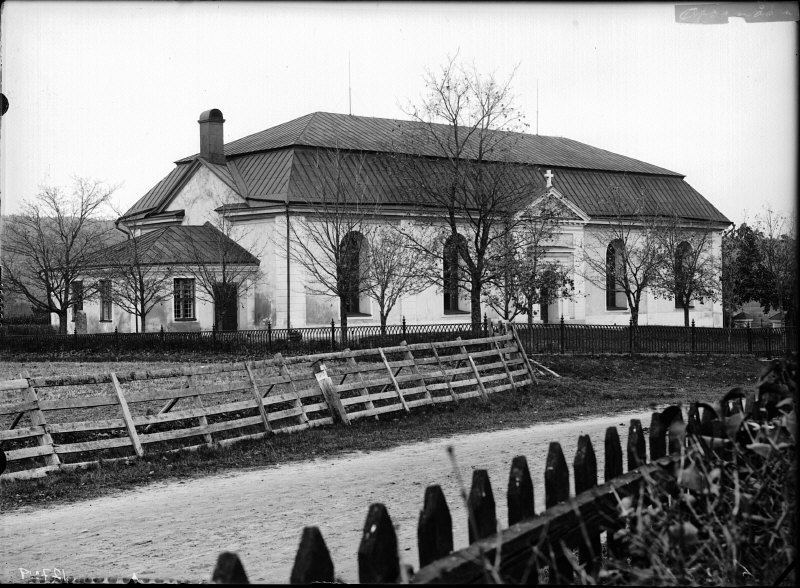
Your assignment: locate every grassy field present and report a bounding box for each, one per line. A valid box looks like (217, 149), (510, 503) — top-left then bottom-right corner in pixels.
(0, 353), (768, 512)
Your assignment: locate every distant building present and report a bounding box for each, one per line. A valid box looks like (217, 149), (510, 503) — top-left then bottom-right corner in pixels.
(74, 109), (730, 333)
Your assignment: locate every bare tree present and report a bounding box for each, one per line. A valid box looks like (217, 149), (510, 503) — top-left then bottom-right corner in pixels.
(283, 149), (377, 343)
(484, 195), (573, 324)
(363, 227), (432, 333)
(653, 214), (721, 326)
(178, 202), (263, 331)
(1, 178), (116, 333)
(93, 225), (174, 332)
(752, 207), (796, 323)
(394, 56), (541, 327)
(580, 186), (665, 326)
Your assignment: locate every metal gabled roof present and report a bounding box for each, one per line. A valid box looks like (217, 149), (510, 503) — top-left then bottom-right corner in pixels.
(175, 112), (680, 176)
(93, 222), (259, 267)
(551, 168), (730, 224)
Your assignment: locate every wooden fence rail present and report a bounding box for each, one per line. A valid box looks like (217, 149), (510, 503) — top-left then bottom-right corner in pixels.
(2, 330), (543, 480)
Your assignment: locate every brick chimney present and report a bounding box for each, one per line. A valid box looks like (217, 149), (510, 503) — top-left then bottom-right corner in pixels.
(198, 109), (225, 164)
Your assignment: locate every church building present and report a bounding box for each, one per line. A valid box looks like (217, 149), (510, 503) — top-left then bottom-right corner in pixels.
(76, 109), (730, 333)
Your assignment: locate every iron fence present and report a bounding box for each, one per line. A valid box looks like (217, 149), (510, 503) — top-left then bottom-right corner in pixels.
(0, 317), (795, 357)
(515, 319), (797, 357)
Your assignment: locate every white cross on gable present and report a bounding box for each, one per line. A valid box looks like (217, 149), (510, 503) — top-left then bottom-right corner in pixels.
(544, 169), (554, 188)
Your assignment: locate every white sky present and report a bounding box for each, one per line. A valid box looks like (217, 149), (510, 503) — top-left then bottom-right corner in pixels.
(0, 1), (796, 226)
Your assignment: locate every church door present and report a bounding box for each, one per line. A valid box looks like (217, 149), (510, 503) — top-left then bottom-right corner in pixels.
(213, 283), (238, 331)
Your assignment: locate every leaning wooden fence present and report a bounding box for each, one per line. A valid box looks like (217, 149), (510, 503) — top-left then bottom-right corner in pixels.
(1, 332), (539, 480)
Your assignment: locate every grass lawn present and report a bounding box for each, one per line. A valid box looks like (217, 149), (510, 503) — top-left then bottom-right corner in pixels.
(0, 352), (768, 512)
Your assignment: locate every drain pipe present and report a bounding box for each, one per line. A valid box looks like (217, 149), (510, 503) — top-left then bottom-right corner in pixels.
(285, 202), (291, 330)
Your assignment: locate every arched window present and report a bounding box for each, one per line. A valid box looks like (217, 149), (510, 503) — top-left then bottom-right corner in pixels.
(443, 233), (466, 313)
(340, 231), (366, 315)
(605, 240), (626, 310)
(675, 241), (692, 308)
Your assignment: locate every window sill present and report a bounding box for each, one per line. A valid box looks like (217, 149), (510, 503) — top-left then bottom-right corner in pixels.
(443, 310), (471, 315)
(346, 312), (372, 318)
(100, 320), (113, 323)
(606, 307), (628, 312)
(174, 317), (197, 322)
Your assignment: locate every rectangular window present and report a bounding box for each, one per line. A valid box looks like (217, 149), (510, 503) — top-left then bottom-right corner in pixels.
(174, 278), (195, 320)
(100, 280), (112, 322)
(71, 281), (83, 321)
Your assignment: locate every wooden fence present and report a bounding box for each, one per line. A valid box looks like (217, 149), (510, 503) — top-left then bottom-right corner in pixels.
(1, 332), (540, 480)
(30, 404), (705, 584)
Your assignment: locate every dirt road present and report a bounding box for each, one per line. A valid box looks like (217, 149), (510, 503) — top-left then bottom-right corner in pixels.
(2, 409), (656, 583)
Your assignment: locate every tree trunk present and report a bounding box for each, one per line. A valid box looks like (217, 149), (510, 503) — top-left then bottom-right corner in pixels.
(683, 303), (690, 328)
(527, 300), (534, 329)
(470, 274), (482, 334)
(58, 310), (69, 334)
(380, 310), (388, 336)
(339, 295), (348, 348)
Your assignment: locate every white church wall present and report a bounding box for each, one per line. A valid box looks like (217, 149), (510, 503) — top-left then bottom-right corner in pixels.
(164, 165), (240, 226)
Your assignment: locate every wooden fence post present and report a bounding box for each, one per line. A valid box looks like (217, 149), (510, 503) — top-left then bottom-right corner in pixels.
(662, 405), (685, 454)
(378, 347), (410, 413)
(494, 341), (516, 390)
(430, 343), (458, 403)
(401, 340), (432, 403)
(110, 372), (144, 458)
(509, 325), (538, 385)
(211, 552), (249, 584)
(467, 469), (497, 544)
(290, 526), (334, 584)
(604, 426), (623, 559)
(244, 362), (273, 435)
(313, 361), (350, 425)
(343, 349), (378, 420)
(627, 419), (646, 471)
(687, 402), (702, 437)
(358, 503), (400, 584)
(649, 411), (666, 460)
(189, 375), (213, 446)
(574, 435), (601, 573)
(467, 355), (490, 403)
(418, 485), (454, 568)
(274, 353), (310, 426)
(22, 371), (60, 467)
(507, 455), (535, 525)
(544, 442), (572, 584)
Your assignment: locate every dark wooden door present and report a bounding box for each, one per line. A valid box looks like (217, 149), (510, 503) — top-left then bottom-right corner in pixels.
(213, 283), (238, 331)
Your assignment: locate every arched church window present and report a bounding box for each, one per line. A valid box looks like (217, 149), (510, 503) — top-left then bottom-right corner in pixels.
(606, 240), (626, 310)
(443, 233), (466, 313)
(675, 241), (692, 309)
(340, 231), (366, 315)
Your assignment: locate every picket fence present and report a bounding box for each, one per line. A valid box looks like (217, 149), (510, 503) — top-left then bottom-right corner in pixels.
(21, 402), (716, 584)
(0, 331), (544, 480)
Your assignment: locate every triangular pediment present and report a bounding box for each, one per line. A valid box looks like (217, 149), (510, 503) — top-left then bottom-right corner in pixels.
(522, 187), (590, 223)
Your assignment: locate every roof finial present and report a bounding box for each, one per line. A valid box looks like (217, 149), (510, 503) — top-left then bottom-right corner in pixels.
(544, 169), (554, 188)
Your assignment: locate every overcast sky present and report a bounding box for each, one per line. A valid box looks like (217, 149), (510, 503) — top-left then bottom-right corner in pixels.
(0, 1), (796, 227)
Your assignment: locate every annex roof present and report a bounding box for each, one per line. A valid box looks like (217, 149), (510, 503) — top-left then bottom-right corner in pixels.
(91, 223), (260, 267)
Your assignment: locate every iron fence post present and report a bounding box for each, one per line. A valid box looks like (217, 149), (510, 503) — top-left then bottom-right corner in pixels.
(331, 319), (336, 351)
(402, 316), (406, 340)
(766, 325), (772, 359)
(483, 313), (488, 337)
(691, 319), (696, 353)
(628, 318), (633, 355)
(267, 320), (272, 352)
(74, 324), (78, 351)
(114, 326), (119, 355)
(747, 322), (752, 354)
(560, 315), (565, 354)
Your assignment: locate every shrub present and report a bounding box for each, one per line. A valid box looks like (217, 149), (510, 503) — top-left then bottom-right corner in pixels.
(595, 357), (797, 586)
